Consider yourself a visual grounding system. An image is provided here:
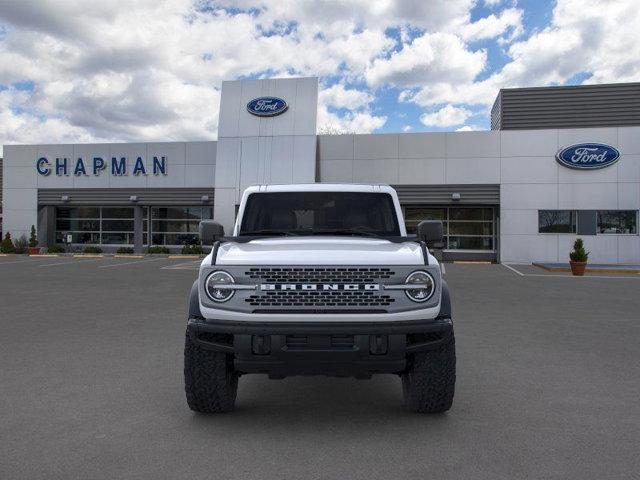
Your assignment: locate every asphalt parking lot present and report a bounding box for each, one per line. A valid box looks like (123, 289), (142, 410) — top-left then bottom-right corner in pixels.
(1, 256), (639, 479)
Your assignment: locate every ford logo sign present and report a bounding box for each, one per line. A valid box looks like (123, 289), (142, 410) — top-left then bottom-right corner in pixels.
(556, 143), (620, 170)
(247, 97), (288, 117)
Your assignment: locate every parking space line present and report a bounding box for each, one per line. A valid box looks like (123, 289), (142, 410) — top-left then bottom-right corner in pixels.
(161, 261), (201, 270)
(0, 257), (54, 266)
(502, 263), (525, 276)
(98, 257), (165, 268)
(38, 258), (103, 267)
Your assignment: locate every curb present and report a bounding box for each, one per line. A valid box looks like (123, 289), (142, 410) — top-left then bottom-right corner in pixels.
(453, 261), (492, 265)
(533, 263), (640, 275)
(534, 264), (640, 274)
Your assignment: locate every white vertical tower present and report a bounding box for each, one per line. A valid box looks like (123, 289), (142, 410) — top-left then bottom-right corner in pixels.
(213, 77), (319, 232)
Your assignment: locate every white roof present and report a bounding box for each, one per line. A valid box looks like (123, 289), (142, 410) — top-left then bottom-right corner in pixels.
(243, 183), (396, 194)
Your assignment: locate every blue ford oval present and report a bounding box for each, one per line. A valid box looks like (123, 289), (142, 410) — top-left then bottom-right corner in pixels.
(556, 143), (620, 170)
(247, 97), (288, 117)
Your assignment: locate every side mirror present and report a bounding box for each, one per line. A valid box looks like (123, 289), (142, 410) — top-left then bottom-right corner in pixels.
(417, 220), (443, 245)
(199, 221), (225, 245)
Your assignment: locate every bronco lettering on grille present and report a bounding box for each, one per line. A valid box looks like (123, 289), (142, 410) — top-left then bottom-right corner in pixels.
(260, 284), (380, 291)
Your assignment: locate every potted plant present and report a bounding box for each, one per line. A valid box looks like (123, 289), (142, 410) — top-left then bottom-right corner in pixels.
(13, 235), (28, 254)
(28, 225), (40, 254)
(569, 238), (589, 276)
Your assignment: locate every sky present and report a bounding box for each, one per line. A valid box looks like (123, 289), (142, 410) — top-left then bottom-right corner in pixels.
(0, 0), (638, 154)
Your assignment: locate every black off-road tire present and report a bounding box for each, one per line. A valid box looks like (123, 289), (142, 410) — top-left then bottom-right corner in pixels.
(184, 331), (238, 413)
(401, 330), (456, 413)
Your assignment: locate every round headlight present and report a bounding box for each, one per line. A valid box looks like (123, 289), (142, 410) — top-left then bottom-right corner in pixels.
(405, 271), (435, 303)
(205, 271), (235, 302)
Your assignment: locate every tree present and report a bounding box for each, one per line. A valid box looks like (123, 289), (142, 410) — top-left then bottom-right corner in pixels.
(29, 225), (38, 248)
(1, 232), (15, 253)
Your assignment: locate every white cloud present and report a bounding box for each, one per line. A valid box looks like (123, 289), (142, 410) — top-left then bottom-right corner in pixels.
(404, 0), (640, 110)
(458, 7), (523, 42)
(319, 84), (373, 110)
(456, 125), (484, 131)
(402, 125), (413, 132)
(366, 32), (486, 88)
(420, 105), (472, 127)
(0, 0), (638, 148)
(317, 106), (386, 134)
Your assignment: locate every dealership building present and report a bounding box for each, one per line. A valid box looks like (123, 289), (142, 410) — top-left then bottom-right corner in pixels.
(1, 78), (639, 263)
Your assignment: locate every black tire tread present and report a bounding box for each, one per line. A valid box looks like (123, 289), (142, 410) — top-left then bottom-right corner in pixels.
(184, 331), (238, 413)
(402, 331), (456, 413)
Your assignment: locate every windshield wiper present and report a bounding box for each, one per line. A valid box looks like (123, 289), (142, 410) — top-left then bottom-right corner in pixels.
(307, 227), (384, 238)
(239, 229), (300, 237)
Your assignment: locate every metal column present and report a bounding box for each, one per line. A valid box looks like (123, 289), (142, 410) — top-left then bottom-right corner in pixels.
(133, 206), (144, 253)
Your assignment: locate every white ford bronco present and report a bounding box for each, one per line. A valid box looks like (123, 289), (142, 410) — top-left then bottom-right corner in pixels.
(185, 184), (455, 413)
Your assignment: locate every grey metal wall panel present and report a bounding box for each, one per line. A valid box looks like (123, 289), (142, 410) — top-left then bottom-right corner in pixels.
(492, 83), (640, 130)
(38, 188), (215, 206)
(392, 184), (500, 205)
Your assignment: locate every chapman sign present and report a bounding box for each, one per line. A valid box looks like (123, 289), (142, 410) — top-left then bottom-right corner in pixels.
(246, 97), (288, 117)
(36, 156), (168, 177)
(556, 143), (620, 170)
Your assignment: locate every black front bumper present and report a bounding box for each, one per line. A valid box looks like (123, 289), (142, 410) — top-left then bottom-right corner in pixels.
(187, 316), (453, 378)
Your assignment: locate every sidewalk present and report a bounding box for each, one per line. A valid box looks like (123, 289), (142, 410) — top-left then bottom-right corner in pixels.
(533, 262), (640, 274)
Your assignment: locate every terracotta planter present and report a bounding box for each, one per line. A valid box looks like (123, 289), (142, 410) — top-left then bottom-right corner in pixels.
(28, 246), (40, 255)
(569, 261), (587, 276)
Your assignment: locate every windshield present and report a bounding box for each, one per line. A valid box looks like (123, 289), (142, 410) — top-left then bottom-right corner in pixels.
(239, 192), (401, 237)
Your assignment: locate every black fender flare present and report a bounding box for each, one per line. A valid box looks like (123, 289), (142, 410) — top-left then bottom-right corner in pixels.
(439, 279), (452, 318)
(188, 280), (203, 319)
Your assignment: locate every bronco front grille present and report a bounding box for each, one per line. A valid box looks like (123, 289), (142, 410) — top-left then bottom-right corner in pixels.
(244, 267), (394, 283)
(245, 290), (395, 308)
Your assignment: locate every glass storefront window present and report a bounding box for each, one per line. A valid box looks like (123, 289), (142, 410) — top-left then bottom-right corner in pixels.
(150, 206), (214, 245)
(538, 210), (577, 233)
(403, 206), (495, 251)
(55, 206), (135, 245)
(597, 210), (638, 234)
(448, 236), (493, 250)
(56, 207), (100, 219)
(449, 208), (493, 221)
(404, 208), (446, 234)
(54, 205), (214, 246)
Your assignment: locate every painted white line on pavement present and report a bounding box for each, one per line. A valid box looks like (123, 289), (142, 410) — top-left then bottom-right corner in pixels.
(39, 259), (103, 267)
(441, 264), (446, 275)
(502, 263), (525, 276)
(98, 257), (165, 269)
(0, 257), (53, 266)
(161, 261), (201, 270)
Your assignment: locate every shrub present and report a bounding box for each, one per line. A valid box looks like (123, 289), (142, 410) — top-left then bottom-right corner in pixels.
(29, 225), (38, 248)
(83, 246), (103, 254)
(148, 246), (170, 254)
(47, 244), (65, 253)
(569, 238), (589, 262)
(0, 233), (15, 253)
(181, 243), (203, 255)
(116, 247), (135, 254)
(14, 235), (29, 254)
